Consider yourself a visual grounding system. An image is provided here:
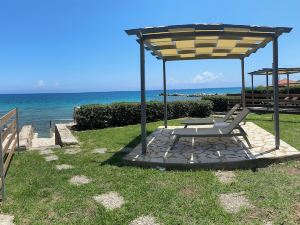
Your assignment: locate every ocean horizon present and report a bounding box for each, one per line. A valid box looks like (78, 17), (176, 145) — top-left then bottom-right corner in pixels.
(0, 87), (241, 137)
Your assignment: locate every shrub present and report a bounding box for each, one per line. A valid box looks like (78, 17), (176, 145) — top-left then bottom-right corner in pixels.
(111, 102), (141, 126)
(74, 100), (213, 130)
(202, 95), (229, 112)
(245, 85), (300, 94)
(287, 85), (300, 94)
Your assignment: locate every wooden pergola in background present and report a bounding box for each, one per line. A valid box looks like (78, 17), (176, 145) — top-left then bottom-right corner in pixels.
(249, 68), (300, 95)
(126, 23), (292, 153)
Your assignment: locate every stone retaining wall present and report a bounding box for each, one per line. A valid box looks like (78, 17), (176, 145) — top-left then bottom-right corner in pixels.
(55, 124), (78, 146)
(19, 125), (34, 150)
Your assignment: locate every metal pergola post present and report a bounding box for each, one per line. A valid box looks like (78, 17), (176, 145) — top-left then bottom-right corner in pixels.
(273, 36), (280, 149)
(163, 60), (167, 128)
(139, 37), (147, 154)
(241, 58), (246, 108)
(287, 73), (290, 94)
(266, 72), (270, 110)
(266, 72), (269, 91)
(251, 74), (254, 104)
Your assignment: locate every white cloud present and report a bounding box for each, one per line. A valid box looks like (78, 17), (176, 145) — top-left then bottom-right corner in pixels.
(37, 80), (45, 88)
(191, 71), (219, 84)
(168, 71), (220, 87)
(53, 82), (60, 87)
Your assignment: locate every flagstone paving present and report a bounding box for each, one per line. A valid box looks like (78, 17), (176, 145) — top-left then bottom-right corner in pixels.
(93, 192), (125, 210)
(123, 122), (300, 169)
(44, 154), (58, 162)
(130, 216), (159, 225)
(0, 214), (14, 225)
(56, 164), (74, 170)
(69, 175), (91, 186)
(214, 171), (236, 184)
(92, 148), (107, 154)
(219, 192), (254, 213)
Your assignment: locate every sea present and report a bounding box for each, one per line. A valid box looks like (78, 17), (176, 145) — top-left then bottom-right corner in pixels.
(0, 87), (240, 137)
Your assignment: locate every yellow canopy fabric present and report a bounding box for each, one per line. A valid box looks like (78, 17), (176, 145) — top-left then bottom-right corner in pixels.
(126, 24), (292, 61)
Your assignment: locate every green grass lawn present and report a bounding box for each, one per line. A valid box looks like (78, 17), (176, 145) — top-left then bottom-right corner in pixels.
(1, 114), (300, 224)
(247, 113), (300, 150)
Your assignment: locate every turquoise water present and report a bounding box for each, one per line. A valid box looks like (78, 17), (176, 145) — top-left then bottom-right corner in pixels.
(0, 87), (240, 137)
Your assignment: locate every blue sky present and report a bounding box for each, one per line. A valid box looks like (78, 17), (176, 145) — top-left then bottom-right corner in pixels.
(0, 0), (300, 94)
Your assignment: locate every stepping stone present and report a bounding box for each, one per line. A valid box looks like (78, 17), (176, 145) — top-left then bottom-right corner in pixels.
(64, 148), (81, 155)
(92, 148), (107, 154)
(39, 149), (54, 155)
(219, 192), (253, 213)
(56, 164), (74, 170)
(93, 192), (124, 210)
(44, 155), (58, 162)
(69, 175), (91, 186)
(130, 216), (159, 225)
(0, 214), (14, 225)
(214, 171), (236, 184)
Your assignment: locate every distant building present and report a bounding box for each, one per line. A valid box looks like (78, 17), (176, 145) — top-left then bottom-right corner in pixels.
(278, 78), (299, 87)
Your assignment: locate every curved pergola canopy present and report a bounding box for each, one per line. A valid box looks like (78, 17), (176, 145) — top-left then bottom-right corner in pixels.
(126, 23), (292, 61)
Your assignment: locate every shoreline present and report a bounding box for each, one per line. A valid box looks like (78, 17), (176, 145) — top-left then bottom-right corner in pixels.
(0, 88), (241, 137)
(0, 87), (241, 95)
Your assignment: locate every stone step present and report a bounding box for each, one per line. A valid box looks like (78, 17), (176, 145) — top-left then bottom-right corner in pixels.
(55, 124), (78, 147)
(31, 133), (56, 149)
(19, 125), (34, 150)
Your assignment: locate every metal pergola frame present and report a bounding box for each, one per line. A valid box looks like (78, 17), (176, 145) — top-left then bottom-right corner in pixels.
(126, 23), (292, 154)
(249, 68), (300, 95)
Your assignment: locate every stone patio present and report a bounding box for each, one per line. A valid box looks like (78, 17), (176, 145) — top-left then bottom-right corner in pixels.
(123, 122), (300, 169)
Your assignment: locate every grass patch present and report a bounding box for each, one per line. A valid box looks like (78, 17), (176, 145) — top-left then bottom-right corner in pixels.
(1, 114), (299, 224)
(247, 113), (300, 150)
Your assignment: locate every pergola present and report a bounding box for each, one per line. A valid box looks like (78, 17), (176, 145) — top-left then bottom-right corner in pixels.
(249, 68), (300, 95)
(126, 23), (292, 153)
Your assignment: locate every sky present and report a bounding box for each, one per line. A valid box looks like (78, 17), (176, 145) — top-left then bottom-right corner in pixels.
(0, 0), (300, 94)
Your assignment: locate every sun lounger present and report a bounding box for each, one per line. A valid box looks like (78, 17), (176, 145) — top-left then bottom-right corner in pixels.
(171, 108), (251, 150)
(181, 104), (240, 128)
